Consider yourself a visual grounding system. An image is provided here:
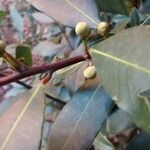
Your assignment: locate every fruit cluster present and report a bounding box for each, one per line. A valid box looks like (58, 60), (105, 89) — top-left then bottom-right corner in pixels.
(75, 21), (110, 39)
(75, 21), (109, 79)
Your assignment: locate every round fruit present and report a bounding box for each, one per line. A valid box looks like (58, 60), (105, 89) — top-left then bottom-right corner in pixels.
(97, 22), (109, 36)
(75, 22), (91, 39)
(83, 66), (97, 79)
(0, 40), (6, 56)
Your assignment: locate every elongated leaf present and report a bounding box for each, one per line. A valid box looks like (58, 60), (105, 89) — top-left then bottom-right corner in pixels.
(141, 0), (150, 14)
(126, 132), (150, 150)
(141, 16), (150, 26)
(28, 0), (100, 28)
(95, 0), (140, 15)
(16, 45), (32, 66)
(91, 26), (150, 131)
(130, 7), (141, 26)
(0, 86), (45, 149)
(33, 41), (64, 58)
(10, 6), (24, 39)
(0, 10), (6, 19)
(32, 12), (54, 25)
(40, 96), (61, 149)
(65, 62), (87, 93)
(105, 109), (134, 134)
(0, 92), (26, 116)
(45, 80), (71, 103)
(51, 62), (83, 85)
(110, 19), (129, 34)
(48, 79), (114, 150)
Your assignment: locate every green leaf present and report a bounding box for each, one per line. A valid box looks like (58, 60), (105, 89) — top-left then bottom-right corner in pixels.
(94, 0), (140, 15)
(91, 26), (150, 131)
(0, 11), (6, 19)
(141, 0), (150, 14)
(44, 81), (71, 103)
(29, 0), (100, 28)
(105, 109), (134, 134)
(32, 12), (54, 24)
(0, 86), (45, 149)
(110, 20), (129, 34)
(141, 16), (150, 26)
(51, 62), (83, 86)
(130, 7), (141, 26)
(33, 41), (64, 58)
(16, 45), (32, 66)
(47, 79), (114, 150)
(65, 62), (87, 94)
(126, 132), (150, 150)
(40, 95), (61, 149)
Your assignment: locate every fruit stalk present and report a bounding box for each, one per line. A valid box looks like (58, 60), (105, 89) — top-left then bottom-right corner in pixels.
(2, 51), (27, 72)
(0, 40), (27, 72)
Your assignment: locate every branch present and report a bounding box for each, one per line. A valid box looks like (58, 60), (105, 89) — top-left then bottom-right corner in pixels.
(0, 55), (88, 87)
(0, 73), (66, 105)
(0, 73), (31, 89)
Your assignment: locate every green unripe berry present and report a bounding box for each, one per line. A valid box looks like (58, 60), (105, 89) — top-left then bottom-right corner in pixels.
(0, 40), (6, 57)
(75, 22), (91, 39)
(83, 66), (97, 79)
(97, 22), (109, 36)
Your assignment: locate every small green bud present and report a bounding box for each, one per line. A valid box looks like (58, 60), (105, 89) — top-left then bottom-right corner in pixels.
(83, 66), (97, 79)
(0, 40), (6, 57)
(97, 22), (110, 36)
(75, 22), (91, 39)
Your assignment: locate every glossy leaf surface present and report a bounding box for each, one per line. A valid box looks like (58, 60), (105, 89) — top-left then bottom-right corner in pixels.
(29, 0), (100, 28)
(48, 80), (114, 150)
(91, 26), (150, 131)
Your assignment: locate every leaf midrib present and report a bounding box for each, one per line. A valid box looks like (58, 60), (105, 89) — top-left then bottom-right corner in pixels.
(62, 84), (101, 149)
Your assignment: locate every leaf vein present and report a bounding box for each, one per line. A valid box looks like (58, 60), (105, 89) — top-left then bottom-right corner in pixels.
(64, 0), (98, 25)
(92, 49), (150, 74)
(62, 84), (101, 149)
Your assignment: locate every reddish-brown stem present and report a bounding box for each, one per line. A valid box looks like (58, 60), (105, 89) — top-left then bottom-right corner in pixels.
(0, 55), (89, 87)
